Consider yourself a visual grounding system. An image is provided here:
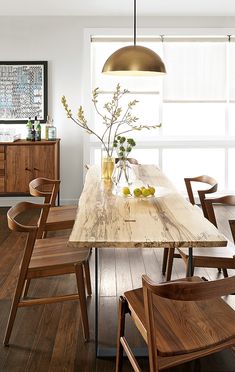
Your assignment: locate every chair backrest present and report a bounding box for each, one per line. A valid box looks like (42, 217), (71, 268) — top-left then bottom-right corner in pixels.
(204, 195), (235, 237)
(29, 178), (60, 206)
(229, 220), (235, 245)
(7, 202), (50, 273)
(142, 274), (235, 371)
(142, 274), (235, 301)
(184, 175), (218, 219)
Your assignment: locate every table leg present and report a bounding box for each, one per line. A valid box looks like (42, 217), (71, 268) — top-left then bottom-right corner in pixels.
(187, 247), (194, 277)
(95, 247), (99, 357)
(94, 247), (118, 357)
(94, 247), (148, 358)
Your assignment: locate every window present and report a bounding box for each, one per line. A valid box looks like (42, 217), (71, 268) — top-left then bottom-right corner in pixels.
(87, 35), (235, 195)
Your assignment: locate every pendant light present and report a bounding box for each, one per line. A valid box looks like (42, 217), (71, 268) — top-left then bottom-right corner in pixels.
(102, 0), (166, 76)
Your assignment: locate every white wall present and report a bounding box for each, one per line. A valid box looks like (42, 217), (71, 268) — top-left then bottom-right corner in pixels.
(1, 16), (235, 205)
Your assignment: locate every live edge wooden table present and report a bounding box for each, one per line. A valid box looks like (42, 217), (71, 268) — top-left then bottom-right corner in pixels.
(69, 164), (228, 357)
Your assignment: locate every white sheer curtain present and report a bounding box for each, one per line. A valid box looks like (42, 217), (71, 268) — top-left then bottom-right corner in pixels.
(163, 41), (226, 101)
(162, 40), (227, 137)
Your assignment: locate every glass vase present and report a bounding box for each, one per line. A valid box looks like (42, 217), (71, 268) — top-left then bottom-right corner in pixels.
(101, 146), (115, 180)
(112, 159), (136, 187)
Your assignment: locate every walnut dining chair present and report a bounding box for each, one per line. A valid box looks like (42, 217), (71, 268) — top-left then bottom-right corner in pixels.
(27, 177), (86, 297)
(175, 195), (235, 278)
(3, 201), (91, 346)
(184, 175), (218, 218)
(116, 275), (235, 372)
(29, 177), (77, 238)
(162, 175), (218, 281)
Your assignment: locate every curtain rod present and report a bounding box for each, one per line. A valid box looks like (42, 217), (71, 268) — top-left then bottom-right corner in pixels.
(92, 36), (231, 43)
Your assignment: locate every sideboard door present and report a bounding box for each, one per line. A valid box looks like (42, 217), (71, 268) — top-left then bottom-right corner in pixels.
(6, 145), (32, 193)
(3, 140), (60, 195)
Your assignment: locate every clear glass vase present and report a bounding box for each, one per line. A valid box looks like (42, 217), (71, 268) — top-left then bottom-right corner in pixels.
(101, 145), (115, 180)
(112, 159), (136, 187)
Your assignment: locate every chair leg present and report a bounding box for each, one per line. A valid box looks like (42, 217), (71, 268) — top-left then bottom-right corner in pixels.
(166, 248), (175, 281)
(115, 296), (128, 372)
(4, 273), (26, 346)
(22, 279), (31, 297)
(42, 231), (48, 239)
(223, 268), (228, 277)
(186, 260), (195, 277)
(162, 248), (169, 275)
(75, 263), (89, 341)
(83, 261), (92, 296)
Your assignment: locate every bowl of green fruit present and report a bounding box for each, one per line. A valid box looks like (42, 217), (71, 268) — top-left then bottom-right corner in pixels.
(113, 183), (170, 199)
(120, 185), (156, 198)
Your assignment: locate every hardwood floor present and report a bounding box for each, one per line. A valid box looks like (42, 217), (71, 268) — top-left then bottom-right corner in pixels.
(0, 205), (235, 371)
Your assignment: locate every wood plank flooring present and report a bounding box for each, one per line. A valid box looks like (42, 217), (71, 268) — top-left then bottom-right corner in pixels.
(0, 205), (235, 371)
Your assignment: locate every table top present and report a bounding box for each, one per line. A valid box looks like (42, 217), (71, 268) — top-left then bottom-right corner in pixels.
(69, 165), (228, 249)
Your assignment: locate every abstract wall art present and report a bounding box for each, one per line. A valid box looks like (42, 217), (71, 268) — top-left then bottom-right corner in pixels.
(0, 61), (48, 123)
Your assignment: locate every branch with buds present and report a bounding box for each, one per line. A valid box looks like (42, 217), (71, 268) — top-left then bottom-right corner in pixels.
(61, 84), (161, 157)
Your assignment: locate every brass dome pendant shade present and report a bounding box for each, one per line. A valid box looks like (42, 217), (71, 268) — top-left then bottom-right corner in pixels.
(102, 0), (166, 76)
(102, 45), (166, 76)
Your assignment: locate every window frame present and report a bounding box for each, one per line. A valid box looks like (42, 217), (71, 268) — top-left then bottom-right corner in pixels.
(83, 28), (235, 194)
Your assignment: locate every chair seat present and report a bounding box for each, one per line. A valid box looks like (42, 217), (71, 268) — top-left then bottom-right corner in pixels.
(124, 277), (235, 357)
(29, 236), (90, 272)
(45, 205), (77, 230)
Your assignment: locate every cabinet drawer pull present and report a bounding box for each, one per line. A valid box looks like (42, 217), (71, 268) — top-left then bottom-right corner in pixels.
(25, 167), (32, 172)
(34, 167), (40, 171)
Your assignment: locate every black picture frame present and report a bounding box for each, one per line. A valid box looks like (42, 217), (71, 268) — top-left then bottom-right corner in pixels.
(0, 61), (48, 123)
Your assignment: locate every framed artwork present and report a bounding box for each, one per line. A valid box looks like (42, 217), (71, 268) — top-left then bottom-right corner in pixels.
(0, 61), (48, 123)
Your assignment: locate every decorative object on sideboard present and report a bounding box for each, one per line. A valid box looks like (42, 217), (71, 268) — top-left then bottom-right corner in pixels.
(0, 127), (21, 142)
(47, 120), (57, 140)
(26, 118), (33, 141)
(35, 116), (41, 141)
(45, 115), (55, 140)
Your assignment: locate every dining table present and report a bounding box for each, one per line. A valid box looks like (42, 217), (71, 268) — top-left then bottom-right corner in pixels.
(68, 164), (228, 357)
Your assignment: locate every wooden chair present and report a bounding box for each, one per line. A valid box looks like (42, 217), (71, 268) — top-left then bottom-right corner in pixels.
(184, 175), (218, 219)
(162, 175), (218, 280)
(116, 275), (235, 372)
(3, 202), (91, 346)
(29, 177), (77, 238)
(174, 195), (235, 278)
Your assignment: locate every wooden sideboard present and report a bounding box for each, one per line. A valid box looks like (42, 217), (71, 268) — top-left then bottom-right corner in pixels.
(0, 139), (60, 195)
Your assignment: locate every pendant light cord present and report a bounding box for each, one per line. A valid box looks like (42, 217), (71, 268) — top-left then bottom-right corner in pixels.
(134, 0), (136, 46)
